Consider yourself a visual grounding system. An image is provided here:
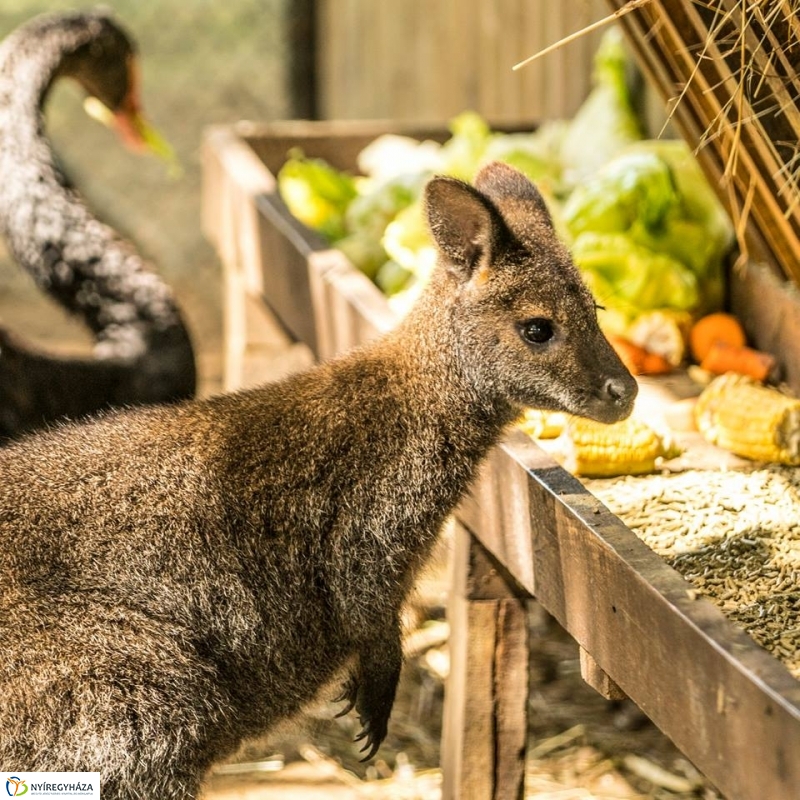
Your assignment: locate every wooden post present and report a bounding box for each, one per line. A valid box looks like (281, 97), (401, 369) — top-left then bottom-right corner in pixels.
(441, 524), (529, 800)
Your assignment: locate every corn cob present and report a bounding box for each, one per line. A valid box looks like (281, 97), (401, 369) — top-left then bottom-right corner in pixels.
(627, 309), (691, 367)
(695, 373), (800, 465)
(558, 416), (682, 478)
(518, 409), (568, 439)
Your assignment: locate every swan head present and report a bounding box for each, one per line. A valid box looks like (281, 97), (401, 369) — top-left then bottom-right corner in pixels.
(68, 13), (176, 165)
(63, 14), (139, 118)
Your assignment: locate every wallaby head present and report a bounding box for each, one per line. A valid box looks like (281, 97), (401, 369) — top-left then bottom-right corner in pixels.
(423, 161), (637, 423)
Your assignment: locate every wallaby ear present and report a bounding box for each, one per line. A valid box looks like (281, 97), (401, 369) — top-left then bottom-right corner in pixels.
(424, 175), (504, 280)
(474, 161), (552, 222)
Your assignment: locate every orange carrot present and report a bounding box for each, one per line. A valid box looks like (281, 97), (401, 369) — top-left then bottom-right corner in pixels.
(700, 341), (776, 382)
(689, 312), (746, 363)
(640, 350), (673, 375)
(609, 335), (672, 376)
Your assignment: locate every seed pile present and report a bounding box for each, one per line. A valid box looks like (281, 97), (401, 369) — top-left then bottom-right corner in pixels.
(586, 467), (800, 678)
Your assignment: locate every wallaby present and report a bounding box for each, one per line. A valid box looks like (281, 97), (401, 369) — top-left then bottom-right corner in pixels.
(0, 162), (636, 798)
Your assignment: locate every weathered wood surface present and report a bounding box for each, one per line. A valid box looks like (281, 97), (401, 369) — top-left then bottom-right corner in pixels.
(441, 525), (528, 800)
(579, 647), (626, 702)
(459, 429), (800, 800)
(202, 121), (800, 800)
(308, 249), (396, 362)
(202, 124), (319, 384)
(729, 260), (800, 397)
(240, 118), (454, 175)
(315, 0), (606, 124)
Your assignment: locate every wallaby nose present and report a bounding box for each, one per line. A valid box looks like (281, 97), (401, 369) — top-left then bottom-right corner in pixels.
(595, 374), (638, 422)
(602, 377), (628, 402)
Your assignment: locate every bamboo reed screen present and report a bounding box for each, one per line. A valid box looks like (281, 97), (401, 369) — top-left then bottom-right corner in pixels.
(609, 0), (800, 285)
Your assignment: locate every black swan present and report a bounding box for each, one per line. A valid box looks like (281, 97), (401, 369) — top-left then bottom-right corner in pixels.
(0, 9), (196, 441)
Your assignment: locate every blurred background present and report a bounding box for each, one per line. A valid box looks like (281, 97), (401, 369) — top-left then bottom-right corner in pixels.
(0, 0), (605, 397)
(0, 0), (312, 395)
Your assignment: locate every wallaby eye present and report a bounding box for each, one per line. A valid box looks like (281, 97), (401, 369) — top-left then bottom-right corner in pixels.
(519, 318), (554, 345)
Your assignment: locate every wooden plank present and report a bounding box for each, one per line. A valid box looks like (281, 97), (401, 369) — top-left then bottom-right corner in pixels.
(459, 523), (532, 602)
(542, 0), (568, 122)
(220, 242), (312, 392)
(307, 249), (395, 360)
(441, 525), (528, 800)
(729, 260), (800, 396)
(314, 0), (337, 119)
(478, 1), (503, 121)
(394, 0), (422, 119)
(492, 597), (528, 800)
(458, 434), (540, 595)
(520, 0), (546, 121)
(239, 294), (313, 390)
(200, 126), (228, 257)
(202, 125), (290, 388)
(314, 0), (602, 122)
(284, 0), (316, 119)
(221, 252), (247, 393)
(469, 432), (800, 800)
(579, 647), (626, 701)
(442, 594), (498, 800)
(252, 192), (326, 354)
(442, 525), (501, 800)
(240, 119), (455, 175)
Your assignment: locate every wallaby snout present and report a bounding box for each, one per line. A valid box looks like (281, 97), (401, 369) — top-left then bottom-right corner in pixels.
(601, 374), (637, 414)
(581, 365), (638, 424)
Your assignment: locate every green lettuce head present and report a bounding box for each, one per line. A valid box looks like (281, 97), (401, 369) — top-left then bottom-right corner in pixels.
(277, 151), (357, 242)
(572, 231), (699, 315)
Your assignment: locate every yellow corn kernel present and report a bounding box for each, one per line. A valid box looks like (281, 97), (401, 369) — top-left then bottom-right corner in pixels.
(695, 373), (800, 465)
(518, 409), (569, 439)
(559, 416), (682, 478)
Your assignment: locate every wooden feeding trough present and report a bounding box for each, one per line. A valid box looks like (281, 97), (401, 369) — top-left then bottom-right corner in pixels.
(202, 117), (800, 800)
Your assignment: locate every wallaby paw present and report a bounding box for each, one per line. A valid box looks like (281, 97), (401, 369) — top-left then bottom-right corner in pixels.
(334, 675), (389, 759)
(355, 715), (387, 762)
(353, 688), (393, 761)
(333, 674), (358, 719)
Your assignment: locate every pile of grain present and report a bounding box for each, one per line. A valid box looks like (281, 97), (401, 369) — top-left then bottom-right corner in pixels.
(587, 466), (800, 677)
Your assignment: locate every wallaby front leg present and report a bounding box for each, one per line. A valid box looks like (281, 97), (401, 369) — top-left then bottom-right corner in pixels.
(347, 620), (403, 761)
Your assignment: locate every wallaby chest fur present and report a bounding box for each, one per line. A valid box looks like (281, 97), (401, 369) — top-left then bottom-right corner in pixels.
(0, 162), (636, 798)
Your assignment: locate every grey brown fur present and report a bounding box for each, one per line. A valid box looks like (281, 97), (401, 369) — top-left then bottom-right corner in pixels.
(0, 160), (636, 798)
